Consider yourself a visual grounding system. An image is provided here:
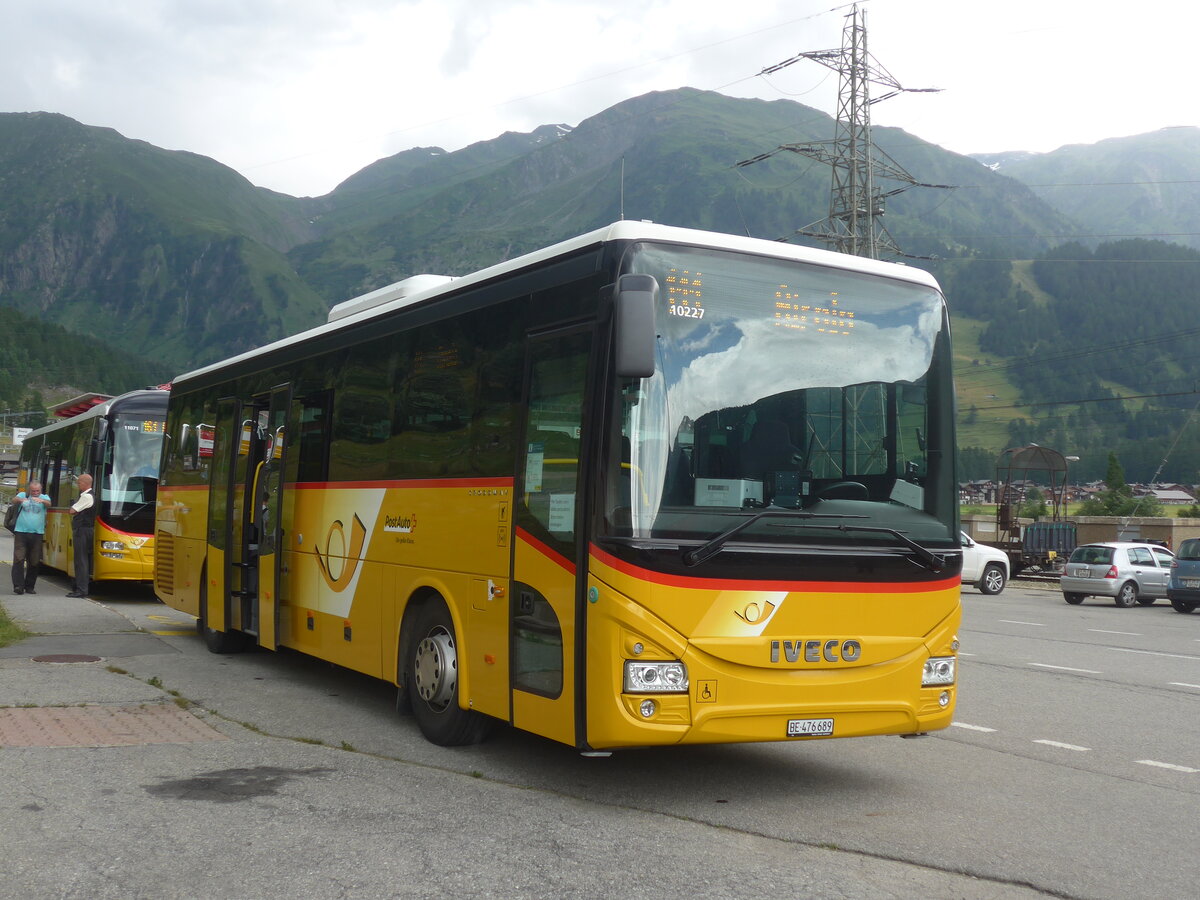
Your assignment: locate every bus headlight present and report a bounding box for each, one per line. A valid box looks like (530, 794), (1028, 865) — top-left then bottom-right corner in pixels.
(101, 541), (126, 551)
(922, 656), (956, 686)
(623, 660), (689, 693)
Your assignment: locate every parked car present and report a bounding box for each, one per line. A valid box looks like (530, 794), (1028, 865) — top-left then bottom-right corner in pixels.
(960, 532), (1008, 595)
(1166, 537), (1200, 614)
(1060, 542), (1176, 608)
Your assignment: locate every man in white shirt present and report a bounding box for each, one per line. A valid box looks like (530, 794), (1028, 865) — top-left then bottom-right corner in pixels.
(66, 473), (96, 598)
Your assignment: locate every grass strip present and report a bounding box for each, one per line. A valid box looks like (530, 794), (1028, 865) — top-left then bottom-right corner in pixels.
(0, 600), (31, 648)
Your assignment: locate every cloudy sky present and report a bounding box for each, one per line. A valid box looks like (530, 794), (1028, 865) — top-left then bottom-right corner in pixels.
(2, 0), (1193, 197)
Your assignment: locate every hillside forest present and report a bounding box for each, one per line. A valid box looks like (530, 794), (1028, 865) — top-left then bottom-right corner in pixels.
(2, 95), (1200, 485)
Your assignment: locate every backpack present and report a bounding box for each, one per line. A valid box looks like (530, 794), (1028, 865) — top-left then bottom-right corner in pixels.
(3, 500), (19, 533)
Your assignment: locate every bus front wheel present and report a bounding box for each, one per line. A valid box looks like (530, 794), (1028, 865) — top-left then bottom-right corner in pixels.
(404, 597), (493, 746)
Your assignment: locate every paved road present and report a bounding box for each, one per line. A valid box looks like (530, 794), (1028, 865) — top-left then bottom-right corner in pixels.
(2, 534), (1197, 898)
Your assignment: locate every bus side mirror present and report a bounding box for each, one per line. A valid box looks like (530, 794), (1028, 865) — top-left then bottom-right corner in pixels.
(90, 438), (105, 467)
(614, 274), (657, 379)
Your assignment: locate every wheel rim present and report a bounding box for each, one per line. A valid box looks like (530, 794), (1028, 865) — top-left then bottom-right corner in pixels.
(413, 627), (457, 711)
(1119, 585), (1135, 606)
(985, 569), (1003, 592)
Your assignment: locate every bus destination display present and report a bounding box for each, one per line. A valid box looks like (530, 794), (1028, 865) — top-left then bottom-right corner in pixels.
(665, 267), (858, 337)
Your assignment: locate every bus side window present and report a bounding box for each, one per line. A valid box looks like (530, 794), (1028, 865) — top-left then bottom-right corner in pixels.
(296, 393), (332, 483)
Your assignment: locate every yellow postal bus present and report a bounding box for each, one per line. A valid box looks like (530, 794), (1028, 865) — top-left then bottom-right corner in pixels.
(19, 388), (167, 584)
(154, 222), (961, 751)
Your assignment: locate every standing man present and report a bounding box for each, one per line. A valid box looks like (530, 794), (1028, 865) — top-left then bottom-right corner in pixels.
(10, 480), (51, 595)
(66, 473), (96, 599)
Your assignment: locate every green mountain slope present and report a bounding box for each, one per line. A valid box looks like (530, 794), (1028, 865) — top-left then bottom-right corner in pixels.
(974, 127), (1200, 251)
(0, 112), (330, 370)
(3, 94), (1199, 482)
(292, 89), (1076, 300)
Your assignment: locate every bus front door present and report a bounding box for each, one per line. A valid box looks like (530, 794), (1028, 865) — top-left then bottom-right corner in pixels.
(511, 329), (592, 747)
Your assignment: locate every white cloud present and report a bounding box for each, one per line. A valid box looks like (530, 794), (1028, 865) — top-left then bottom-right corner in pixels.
(0, 0), (1195, 196)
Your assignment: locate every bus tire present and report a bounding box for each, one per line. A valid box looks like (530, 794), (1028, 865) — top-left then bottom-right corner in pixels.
(404, 597), (493, 746)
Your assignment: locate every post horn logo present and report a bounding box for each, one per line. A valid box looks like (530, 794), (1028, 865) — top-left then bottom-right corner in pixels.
(734, 599), (777, 625)
(315, 513), (367, 591)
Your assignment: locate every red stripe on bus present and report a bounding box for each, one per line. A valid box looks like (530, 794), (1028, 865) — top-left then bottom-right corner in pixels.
(589, 543), (958, 593)
(96, 518), (152, 539)
(291, 477), (515, 490)
(517, 528), (577, 575)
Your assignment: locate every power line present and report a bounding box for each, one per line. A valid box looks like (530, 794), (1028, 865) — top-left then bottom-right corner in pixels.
(736, 3), (948, 259)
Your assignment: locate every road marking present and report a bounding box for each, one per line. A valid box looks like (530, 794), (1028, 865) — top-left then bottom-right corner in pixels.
(1000, 620), (1047, 627)
(1089, 629), (1141, 636)
(1108, 647), (1200, 661)
(1034, 740), (1089, 752)
(951, 722), (997, 733)
(1136, 760), (1199, 774)
(1029, 663), (1102, 674)
(152, 630), (195, 636)
(957, 651), (976, 657)
(1168, 682), (1200, 690)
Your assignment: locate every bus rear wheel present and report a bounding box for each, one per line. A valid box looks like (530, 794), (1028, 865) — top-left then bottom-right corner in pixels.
(404, 597), (493, 746)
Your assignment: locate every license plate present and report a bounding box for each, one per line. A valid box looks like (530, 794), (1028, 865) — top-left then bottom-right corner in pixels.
(1073, 569), (1091, 578)
(1185, 579), (1200, 589)
(787, 718), (834, 737)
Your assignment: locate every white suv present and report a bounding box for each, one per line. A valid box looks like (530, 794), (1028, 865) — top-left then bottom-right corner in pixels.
(960, 532), (1009, 595)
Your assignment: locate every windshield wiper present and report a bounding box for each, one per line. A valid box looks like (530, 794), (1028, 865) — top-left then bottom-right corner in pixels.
(682, 510), (865, 567)
(682, 514), (945, 573)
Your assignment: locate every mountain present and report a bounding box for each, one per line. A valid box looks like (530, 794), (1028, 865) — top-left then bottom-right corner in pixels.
(1, 92), (1076, 373)
(294, 89), (1077, 301)
(0, 112), (330, 369)
(972, 127), (1200, 251)
(2, 92), (1199, 482)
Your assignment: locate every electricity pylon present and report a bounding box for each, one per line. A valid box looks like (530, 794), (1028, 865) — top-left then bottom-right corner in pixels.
(737, 3), (949, 259)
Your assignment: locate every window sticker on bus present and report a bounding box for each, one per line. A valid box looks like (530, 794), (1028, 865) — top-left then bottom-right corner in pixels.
(548, 493), (575, 532)
(525, 442), (544, 492)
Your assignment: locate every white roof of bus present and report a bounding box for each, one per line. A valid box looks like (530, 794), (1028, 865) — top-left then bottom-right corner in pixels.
(172, 221), (942, 386)
(22, 388), (166, 442)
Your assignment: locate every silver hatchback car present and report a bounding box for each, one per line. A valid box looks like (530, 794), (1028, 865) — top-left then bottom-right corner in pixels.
(1061, 542), (1176, 607)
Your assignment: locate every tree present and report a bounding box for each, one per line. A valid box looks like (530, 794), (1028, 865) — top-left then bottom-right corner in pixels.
(1019, 487), (1048, 520)
(1077, 453), (1164, 517)
(1104, 452), (1131, 499)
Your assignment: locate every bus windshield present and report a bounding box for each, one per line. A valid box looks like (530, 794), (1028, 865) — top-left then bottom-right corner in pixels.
(102, 412), (164, 532)
(604, 243), (956, 551)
